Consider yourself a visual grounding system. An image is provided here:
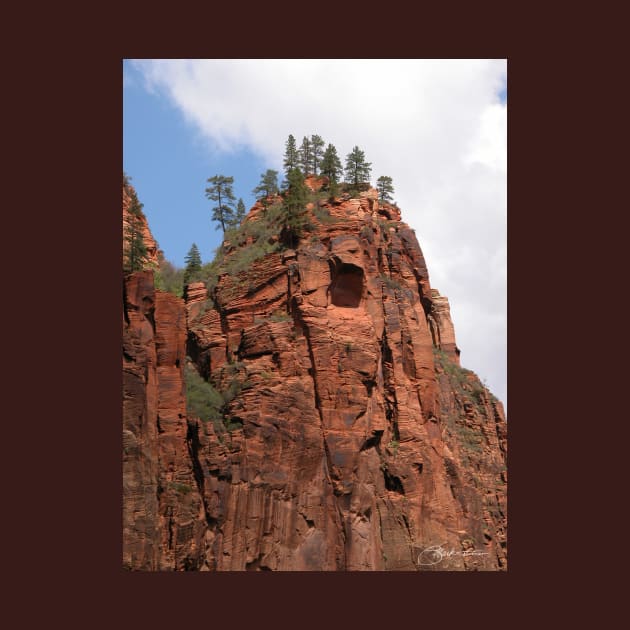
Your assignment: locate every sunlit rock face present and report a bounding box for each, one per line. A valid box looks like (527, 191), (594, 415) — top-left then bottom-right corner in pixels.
(123, 184), (507, 571)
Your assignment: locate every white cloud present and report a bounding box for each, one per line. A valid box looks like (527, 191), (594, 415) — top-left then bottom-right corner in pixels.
(131, 59), (507, 408)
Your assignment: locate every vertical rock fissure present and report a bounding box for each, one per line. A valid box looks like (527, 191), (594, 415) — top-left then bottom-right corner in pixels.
(214, 295), (231, 364)
(376, 502), (386, 568)
(123, 185), (507, 571)
(122, 276), (130, 325)
(298, 310), (348, 569)
(186, 420), (214, 532)
(380, 324), (400, 441)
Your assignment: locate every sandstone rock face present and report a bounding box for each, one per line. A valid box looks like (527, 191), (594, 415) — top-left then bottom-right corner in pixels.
(304, 175), (328, 192)
(428, 288), (461, 366)
(123, 271), (205, 570)
(123, 271), (160, 570)
(123, 186), (507, 571)
(183, 191), (507, 571)
(123, 183), (159, 267)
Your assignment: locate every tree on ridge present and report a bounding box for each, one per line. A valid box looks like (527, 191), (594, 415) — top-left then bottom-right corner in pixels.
(376, 175), (394, 202)
(206, 175), (236, 233)
(344, 145), (372, 187)
(283, 135), (299, 178)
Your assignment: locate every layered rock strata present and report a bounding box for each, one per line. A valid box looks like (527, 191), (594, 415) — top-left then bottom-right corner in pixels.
(123, 184), (507, 570)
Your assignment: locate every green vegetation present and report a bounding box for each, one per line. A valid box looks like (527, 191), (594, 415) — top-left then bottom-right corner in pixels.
(344, 146), (372, 189)
(312, 201), (340, 225)
(185, 361), (224, 424)
(206, 174), (236, 233)
(320, 143), (343, 186)
(432, 347), (489, 460)
(433, 347), (474, 387)
(219, 361), (253, 405)
(380, 274), (405, 292)
(283, 134), (299, 177)
(282, 168), (309, 248)
(211, 201), (286, 278)
(205, 166), (312, 284)
(310, 134), (325, 175)
(454, 423), (484, 454)
(269, 310), (292, 322)
(253, 169), (279, 203)
(376, 175), (394, 202)
(154, 254), (185, 297)
(124, 216), (148, 273)
(235, 198), (247, 226)
(377, 219), (398, 241)
(285, 134), (344, 182)
(148, 137), (382, 335)
(311, 200), (341, 225)
(298, 136), (312, 174)
(123, 182), (149, 273)
(169, 482), (192, 495)
(471, 383), (485, 404)
(183, 243), (203, 285)
(185, 360), (249, 432)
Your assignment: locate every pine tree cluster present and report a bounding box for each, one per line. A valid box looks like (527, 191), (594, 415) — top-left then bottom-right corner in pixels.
(124, 135), (395, 286)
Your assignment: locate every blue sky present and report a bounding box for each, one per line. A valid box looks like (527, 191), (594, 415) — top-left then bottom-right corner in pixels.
(123, 59), (507, 408)
(124, 61), (270, 266)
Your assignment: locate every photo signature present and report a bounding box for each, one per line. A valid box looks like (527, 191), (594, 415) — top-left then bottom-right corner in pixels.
(416, 544), (489, 566)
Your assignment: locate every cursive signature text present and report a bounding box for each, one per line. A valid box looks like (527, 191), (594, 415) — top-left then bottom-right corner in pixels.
(416, 544), (489, 566)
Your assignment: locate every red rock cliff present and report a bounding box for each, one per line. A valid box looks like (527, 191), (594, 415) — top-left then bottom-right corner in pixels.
(122, 271), (206, 570)
(428, 288), (461, 366)
(123, 184), (507, 571)
(122, 183), (159, 268)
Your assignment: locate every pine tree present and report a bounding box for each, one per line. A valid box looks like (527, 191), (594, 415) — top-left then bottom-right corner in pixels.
(183, 243), (203, 284)
(124, 190), (148, 273)
(205, 175), (236, 233)
(253, 169), (279, 201)
(344, 146), (372, 187)
(320, 143), (343, 184)
(235, 198), (247, 224)
(124, 218), (148, 273)
(376, 176), (395, 202)
(298, 136), (312, 175)
(310, 134), (325, 175)
(283, 135), (299, 178)
(282, 168), (308, 249)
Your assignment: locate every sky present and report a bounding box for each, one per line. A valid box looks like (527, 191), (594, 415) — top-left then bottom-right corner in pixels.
(123, 59), (507, 409)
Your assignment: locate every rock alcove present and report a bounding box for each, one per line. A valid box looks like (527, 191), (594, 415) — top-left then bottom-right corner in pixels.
(329, 262), (364, 308)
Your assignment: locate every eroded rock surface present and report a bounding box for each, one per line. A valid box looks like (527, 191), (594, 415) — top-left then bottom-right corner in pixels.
(123, 272), (205, 570)
(123, 185), (507, 570)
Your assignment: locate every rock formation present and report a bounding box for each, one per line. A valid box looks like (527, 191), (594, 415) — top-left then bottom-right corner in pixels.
(428, 289), (461, 366)
(122, 182), (159, 267)
(122, 181), (507, 571)
(123, 271), (206, 570)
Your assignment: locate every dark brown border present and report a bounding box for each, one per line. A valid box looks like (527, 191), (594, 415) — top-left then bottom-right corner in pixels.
(25, 5), (583, 624)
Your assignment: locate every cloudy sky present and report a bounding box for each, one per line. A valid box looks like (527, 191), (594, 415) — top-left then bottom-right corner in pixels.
(123, 59), (507, 408)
